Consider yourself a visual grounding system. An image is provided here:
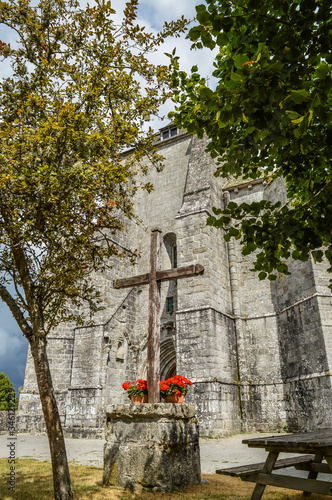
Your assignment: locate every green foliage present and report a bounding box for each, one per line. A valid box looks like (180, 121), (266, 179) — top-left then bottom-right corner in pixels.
(0, 372), (18, 410)
(0, 4), (188, 497)
(170, 0), (332, 286)
(0, 0), (187, 335)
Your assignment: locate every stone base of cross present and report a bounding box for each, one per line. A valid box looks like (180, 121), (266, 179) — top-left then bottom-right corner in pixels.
(113, 228), (204, 402)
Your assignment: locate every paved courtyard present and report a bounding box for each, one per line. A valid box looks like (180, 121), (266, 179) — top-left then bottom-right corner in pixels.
(0, 431), (277, 472)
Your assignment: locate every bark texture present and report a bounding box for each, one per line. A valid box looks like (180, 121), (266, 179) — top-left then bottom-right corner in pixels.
(147, 228), (162, 402)
(30, 335), (73, 500)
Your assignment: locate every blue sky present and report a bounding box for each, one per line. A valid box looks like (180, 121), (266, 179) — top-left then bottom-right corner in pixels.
(0, 0), (215, 393)
(0, 289), (28, 392)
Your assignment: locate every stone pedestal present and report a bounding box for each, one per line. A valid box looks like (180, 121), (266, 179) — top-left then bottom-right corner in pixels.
(103, 403), (201, 492)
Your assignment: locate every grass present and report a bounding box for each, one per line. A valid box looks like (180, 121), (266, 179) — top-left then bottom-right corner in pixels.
(0, 458), (330, 499)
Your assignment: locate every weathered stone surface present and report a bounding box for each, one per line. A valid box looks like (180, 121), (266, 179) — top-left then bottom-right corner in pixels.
(0, 411), (9, 434)
(103, 403), (201, 492)
(19, 127), (332, 438)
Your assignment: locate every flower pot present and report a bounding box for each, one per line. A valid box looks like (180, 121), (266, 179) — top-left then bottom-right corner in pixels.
(164, 394), (184, 404)
(131, 394), (148, 404)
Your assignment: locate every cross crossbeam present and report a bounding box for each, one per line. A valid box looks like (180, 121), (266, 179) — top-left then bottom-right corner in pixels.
(113, 228), (204, 403)
(113, 264), (204, 289)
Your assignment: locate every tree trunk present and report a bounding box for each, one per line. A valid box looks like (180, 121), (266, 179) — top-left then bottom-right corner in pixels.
(30, 335), (73, 500)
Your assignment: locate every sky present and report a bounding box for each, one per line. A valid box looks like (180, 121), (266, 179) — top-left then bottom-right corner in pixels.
(0, 0), (216, 393)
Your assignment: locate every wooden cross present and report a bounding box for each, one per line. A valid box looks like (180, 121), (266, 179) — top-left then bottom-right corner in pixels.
(113, 228), (204, 403)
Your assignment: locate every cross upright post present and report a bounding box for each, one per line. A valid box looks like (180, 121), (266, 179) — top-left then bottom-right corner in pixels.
(147, 228), (162, 402)
(113, 229), (204, 403)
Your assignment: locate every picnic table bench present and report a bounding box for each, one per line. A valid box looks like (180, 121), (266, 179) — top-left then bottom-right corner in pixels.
(216, 430), (332, 499)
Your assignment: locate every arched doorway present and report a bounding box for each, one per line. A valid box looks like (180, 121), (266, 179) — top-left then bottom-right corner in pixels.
(160, 337), (176, 380)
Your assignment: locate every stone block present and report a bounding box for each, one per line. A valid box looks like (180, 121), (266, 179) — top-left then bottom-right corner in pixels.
(103, 403), (200, 492)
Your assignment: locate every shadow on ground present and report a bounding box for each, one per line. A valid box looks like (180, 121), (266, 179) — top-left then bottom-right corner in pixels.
(1, 458), (332, 499)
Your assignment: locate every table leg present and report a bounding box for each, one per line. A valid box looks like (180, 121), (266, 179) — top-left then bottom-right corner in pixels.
(250, 451), (279, 500)
(303, 454), (323, 498)
(325, 455), (332, 476)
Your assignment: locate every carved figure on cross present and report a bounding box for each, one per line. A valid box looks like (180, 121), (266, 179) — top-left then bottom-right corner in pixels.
(113, 228), (204, 402)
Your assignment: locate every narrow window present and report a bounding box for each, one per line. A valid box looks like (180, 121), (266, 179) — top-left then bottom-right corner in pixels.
(170, 127), (177, 137)
(162, 130), (169, 140)
(172, 246), (177, 268)
(166, 297), (174, 313)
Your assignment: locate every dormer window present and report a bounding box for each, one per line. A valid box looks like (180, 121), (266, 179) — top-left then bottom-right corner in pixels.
(161, 126), (177, 141)
(162, 129), (169, 140)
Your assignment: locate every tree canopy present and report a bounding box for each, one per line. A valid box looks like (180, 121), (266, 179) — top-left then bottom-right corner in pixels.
(0, 0), (186, 498)
(0, 372), (18, 411)
(170, 0), (332, 286)
(0, 0), (187, 335)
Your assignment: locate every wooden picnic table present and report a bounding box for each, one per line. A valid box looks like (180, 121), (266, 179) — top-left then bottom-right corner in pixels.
(216, 429), (332, 499)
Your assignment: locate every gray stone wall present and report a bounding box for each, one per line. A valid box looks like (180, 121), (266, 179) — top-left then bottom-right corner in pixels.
(265, 179), (332, 431)
(0, 411), (8, 433)
(19, 130), (332, 438)
(103, 403), (200, 492)
(226, 181), (285, 430)
(134, 132), (192, 233)
(226, 176), (332, 432)
(172, 135), (240, 435)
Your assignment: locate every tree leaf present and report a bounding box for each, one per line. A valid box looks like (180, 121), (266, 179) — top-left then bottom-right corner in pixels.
(231, 72), (243, 82)
(234, 54), (249, 69)
(290, 89), (309, 103)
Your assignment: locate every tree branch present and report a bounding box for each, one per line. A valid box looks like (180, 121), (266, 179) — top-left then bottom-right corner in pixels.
(0, 283), (33, 341)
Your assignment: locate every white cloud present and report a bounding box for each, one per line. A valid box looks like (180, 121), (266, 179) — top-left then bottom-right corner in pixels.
(138, 0), (197, 26)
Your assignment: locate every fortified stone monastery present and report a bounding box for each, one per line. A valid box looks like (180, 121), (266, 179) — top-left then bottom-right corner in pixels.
(19, 126), (332, 437)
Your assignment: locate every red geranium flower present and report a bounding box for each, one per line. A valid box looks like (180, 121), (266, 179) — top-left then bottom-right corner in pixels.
(122, 379), (148, 399)
(159, 374), (193, 399)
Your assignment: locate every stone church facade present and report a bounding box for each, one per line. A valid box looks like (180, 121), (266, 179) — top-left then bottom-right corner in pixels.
(19, 127), (332, 437)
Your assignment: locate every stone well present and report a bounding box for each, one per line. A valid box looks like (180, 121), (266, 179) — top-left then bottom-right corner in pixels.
(103, 403), (201, 492)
